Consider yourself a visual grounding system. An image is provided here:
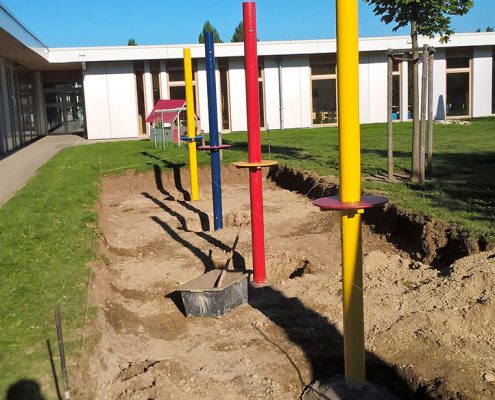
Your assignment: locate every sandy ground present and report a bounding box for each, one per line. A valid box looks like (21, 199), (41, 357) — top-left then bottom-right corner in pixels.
(78, 167), (495, 400)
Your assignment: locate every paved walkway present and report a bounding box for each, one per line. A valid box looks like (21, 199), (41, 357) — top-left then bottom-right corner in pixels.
(0, 134), (87, 206)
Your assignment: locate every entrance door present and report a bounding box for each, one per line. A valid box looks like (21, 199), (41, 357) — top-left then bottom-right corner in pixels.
(44, 82), (85, 134)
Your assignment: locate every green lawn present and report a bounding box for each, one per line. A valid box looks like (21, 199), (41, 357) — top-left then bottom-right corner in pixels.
(0, 118), (493, 396)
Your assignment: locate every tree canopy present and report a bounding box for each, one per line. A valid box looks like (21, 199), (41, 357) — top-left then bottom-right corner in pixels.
(198, 20), (223, 44)
(231, 22), (244, 42)
(364, 0), (473, 42)
(127, 38), (137, 46)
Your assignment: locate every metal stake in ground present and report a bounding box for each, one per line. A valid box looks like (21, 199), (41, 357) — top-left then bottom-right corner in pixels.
(55, 306), (71, 400)
(233, 1), (277, 285)
(312, 0), (388, 389)
(198, 31), (231, 230)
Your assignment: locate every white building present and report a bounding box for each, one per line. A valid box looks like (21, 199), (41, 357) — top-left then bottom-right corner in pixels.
(1, 3), (494, 154)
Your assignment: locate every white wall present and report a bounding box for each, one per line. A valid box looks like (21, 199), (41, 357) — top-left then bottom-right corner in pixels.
(83, 62), (138, 139)
(197, 60), (209, 133)
(229, 58), (247, 132)
(280, 55), (311, 129)
(366, 53), (388, 123)
(433, 49), (447, 120)
(264, 57), (281, 130)
(400, 59), (409, 121)
(472, 46), (493, 117)
(359, 54), (370, 124)
(159, 61), (169, 99)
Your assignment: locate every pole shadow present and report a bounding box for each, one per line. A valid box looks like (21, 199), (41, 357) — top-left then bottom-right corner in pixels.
(142, 151), (191, 201)
(248, 285), (433, 399)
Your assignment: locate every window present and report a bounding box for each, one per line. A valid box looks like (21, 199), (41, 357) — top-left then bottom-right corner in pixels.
(150, 61), (161, 106)
(446, 48), (471, 117)
(258, 58), (265, 128)
(310, 54), (337, 125)
(492, 51), (495, 114)
(0, 64), (41, 155)
(392, 59), (401, 120)
(219, 59), (230, 131)
(134, 62), (146, 134)
(167, 60), (199, 116)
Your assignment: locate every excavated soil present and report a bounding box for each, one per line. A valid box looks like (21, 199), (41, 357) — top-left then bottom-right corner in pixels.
(78, 166), (495, 400)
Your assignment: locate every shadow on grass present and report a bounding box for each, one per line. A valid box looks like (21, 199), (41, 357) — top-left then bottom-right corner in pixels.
(408, 151), (495, 229)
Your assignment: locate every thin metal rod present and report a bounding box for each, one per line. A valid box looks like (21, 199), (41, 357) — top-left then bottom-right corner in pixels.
(55, 306), (70, 400)
(46, 339), (62, 400)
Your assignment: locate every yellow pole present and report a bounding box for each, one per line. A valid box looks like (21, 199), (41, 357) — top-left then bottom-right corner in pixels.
(336, 0), (365, 389)
(183, 48), (199, 201)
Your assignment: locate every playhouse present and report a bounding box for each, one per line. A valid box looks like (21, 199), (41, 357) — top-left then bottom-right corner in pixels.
(146, 99), (199, 148)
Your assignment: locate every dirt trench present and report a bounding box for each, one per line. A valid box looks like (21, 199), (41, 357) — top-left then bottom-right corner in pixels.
(268, 165), (493, 269)
(76, 165), (495, 400)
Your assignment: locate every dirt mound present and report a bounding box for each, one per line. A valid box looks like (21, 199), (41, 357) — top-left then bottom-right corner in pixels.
(76, 166), (495, 400)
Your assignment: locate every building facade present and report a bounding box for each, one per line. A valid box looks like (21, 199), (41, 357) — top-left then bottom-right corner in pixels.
(1, 3), (495, 153)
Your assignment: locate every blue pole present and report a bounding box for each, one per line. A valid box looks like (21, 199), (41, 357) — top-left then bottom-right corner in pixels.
(204, 31), (223, 230)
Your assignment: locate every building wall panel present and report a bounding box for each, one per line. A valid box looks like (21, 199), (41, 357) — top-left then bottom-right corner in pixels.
(472, 46), (493, 117)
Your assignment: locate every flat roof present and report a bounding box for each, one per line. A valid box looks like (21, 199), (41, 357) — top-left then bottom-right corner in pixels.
(1, 2), (494, 71)
(46, 32), (495, 65)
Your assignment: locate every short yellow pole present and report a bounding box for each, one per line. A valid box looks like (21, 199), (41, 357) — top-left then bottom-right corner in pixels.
(336, 0), (365, 388)
(183, 48), (199, 201)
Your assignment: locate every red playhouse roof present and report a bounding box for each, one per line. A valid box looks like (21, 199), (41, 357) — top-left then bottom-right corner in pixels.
(146, 99), (186, 123)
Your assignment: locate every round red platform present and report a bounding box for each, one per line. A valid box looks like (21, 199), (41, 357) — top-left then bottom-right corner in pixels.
(197, 144), (232, 151)
(313, 195), (388, 210)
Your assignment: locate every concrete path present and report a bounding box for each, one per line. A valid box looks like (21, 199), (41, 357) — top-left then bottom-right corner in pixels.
(0, 134), (87, 206)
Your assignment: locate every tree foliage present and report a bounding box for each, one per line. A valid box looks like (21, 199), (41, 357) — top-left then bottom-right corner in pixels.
(127, 38), (137, 46)
(231, 22), (244, 42)
(198, 20), (223, 44)
(364, 0), (473, 43)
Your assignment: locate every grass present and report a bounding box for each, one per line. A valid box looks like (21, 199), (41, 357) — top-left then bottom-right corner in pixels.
(222, 118), (495, 240)
(0, 118), (493, 396)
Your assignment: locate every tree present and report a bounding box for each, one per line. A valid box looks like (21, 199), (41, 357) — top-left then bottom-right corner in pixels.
(231, 22), (244, 42)
(486, 26), (494, 32)
(127, 38), (137, 46)
(198, 20), (223, 44)
(364, 0), (473, 182)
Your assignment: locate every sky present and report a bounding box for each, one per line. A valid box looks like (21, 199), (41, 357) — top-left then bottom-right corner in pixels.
(3, 0), (495, 47)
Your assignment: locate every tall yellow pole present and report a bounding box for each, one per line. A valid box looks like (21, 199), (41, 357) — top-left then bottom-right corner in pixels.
(183, 48), (199, 201)
(337, 0), (365, 388)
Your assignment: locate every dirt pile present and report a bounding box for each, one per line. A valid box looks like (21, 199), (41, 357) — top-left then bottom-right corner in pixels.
(77, 166), (494, 400)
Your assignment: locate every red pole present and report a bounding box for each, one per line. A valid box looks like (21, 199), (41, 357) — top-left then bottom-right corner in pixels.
(243, 2), (266, 285)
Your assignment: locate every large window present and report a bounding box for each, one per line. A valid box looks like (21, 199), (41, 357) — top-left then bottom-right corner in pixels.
(392, 59), (401, 120)
(492, 51), (495, 115)
(258, 58), (265, 128)
(0, 63), (41, 155)
(310, 55), (337, 125)
(150, 61), (161, 106)
(133, 62), (146, 134)
(219, 59), (230, 131)
(446, 48), (471, 117)
(167, 60), (199, 116)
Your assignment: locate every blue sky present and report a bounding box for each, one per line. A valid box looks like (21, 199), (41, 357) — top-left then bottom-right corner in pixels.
(3, 0), (495, 47)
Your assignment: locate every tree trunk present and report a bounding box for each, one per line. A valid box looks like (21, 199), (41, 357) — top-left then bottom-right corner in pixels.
(419, 45), (428, 183)
(427, 51), (435, 177)
(411, 21), (420, 182)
